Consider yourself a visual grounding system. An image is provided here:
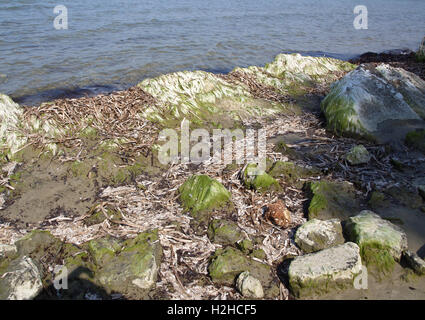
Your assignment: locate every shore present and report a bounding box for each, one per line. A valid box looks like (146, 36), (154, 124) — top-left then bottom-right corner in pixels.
(0, 50), (424, 300)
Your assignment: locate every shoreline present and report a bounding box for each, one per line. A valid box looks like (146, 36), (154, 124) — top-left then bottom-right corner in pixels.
(1, 50), (424, 300)
(11, 48), (419, 108)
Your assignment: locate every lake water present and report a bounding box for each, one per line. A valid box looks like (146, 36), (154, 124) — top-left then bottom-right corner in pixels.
(0, 0), (424, 105)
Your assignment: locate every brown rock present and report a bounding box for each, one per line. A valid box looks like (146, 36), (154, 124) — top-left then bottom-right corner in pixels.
(265, 200), (291, 228)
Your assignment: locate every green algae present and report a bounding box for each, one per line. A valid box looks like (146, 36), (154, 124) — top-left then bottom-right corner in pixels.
(242, 163), (280, 193)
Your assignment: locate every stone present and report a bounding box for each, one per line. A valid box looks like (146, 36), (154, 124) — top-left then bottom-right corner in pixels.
(236, 271), (264, 299)
(345, 210), (408, 267)
(242, 163), (280, 193)
(307, 180), (360, 220)
(268, 161), (319, 188)
(208, 247), (273, 287)
(345, 145), (371, 165)
(321, 64), (425, 143)
(0, 256), (43, 300)
(417, 37), (425, 62)
(207, 219), (244, 245)
(403, 251), (425, 275)
(295, 219), (345, 253)
(265, 200), (291, 228)
(94, 230), (162, 295)
(179, 175), (231, 214)
(237, 239), (254, 254)
(0, 244), (17, 259)
(288, 242), (362, 298)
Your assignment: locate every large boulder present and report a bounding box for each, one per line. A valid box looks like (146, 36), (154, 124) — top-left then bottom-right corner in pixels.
(321, 64), (425, 143)
(307, 180), (360, 220)
(344, 211), (408, 274)
(0, 256), (43, 300)
(288, 242), (362, 298)
(295, 219), (345, 253)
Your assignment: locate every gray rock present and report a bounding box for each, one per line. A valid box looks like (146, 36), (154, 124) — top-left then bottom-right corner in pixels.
(344, 210), (408, 261)
(0, 243), (17, 259)
(0, 256), (43, 300)
(236, 271), (264, 299)
(207, 219), (244, 245)
(295, 219), (345, 253)
(403, 251), (425, 275)
(288, 242), (362, 298)
(321, 64), (425, 143)
(345, 145), (371, 165)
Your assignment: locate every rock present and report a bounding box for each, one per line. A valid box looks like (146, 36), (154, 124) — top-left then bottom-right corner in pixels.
(295, 219), (345, 253)
(268, 161), (319, 188)
(288, 242), (362, 298)
(0, 93), (26, 157)
(236, 271), (264, 299)
(207, 219), (244, 245)
(368, 191), (389, 210)
(15, 230), (63, 261)
(208, 247), (273, 287)
(242, 163), (280, 193)
(265, 200), (291, 228)
(0, 244), (17, 259)
(237, 239), (253, 254)
(345, 211), (408, 268)
(87, 236), (123, 265)
(0, 256), (43, 300)
(386, 186), (424, 209)
(403, 251), (425, 275)
(250, 249), (267, 260)
(321, 64), (425, 143)
(345, 145), (371, 165)
(94, 230), (162, 295)
(179, 175), (232, 215)
(307, 180), (360, 220)
(405, 129), (425, 153)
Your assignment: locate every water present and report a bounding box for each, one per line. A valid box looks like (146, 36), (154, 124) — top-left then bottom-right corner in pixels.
(0, 0), (424, 105)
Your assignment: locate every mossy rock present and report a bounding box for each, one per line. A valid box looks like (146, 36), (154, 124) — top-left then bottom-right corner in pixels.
(94, 229), (162, 297)
(208, 247), (276, 297)
(15, 230), (63, 262)
(237, 239), (253, 254)
(268, 161), (319, 188)
(179, 175), (232, 222)
(385, 186), (423, 209)
(207, 219), (244, 245)
(368, 191), (388, 210)
(250, 249), (266, 260)
(242, 163), (280, 193)
(345, 145), (371, 165)
(87, 236), (123, 266)
(307, 180), (360, 220)
(405, 129), (425, 153)
(344, 211), (408, 277)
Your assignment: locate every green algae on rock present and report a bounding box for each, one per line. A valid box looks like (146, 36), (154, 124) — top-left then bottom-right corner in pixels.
(344, 210), (408, 276)
(208, 247), (274, 293)
(345, 145), (371, 165)
(179, 174), (232, 214)
(288, 242), (362, 299)
(94, 229), (162, 296)
(268, 161), (319, 188)
(207, 219), (244, 245)
(294, 218), (345, 253)
(321, 64), (425, 142)
(242, 163), (280, 193)
(307, 180), (360, 220)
